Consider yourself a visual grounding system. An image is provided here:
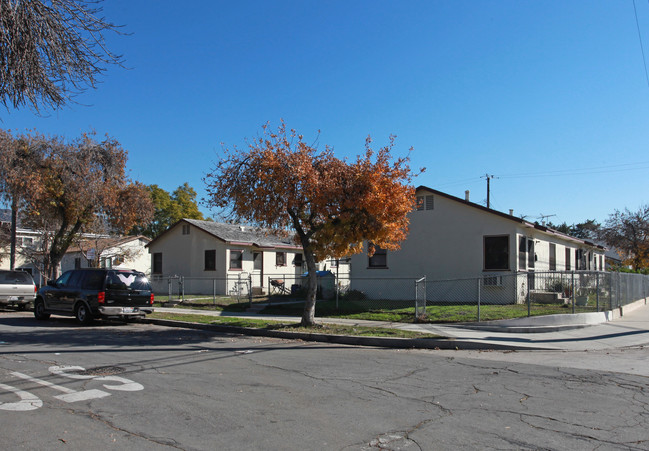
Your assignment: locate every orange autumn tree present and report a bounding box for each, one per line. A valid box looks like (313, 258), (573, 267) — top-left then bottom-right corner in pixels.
(204, 122), (418, 326)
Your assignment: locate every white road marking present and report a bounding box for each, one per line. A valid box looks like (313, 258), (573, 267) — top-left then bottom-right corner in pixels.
(49, 366), (143, 391)
(1, 364), (144, 410)
(0, 382), (42, 411)
(10, 371), (110, 402)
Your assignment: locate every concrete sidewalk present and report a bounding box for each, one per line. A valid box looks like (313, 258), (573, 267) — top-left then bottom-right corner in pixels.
(152, 300), (649, 351)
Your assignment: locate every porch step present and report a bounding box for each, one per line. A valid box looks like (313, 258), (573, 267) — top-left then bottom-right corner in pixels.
(530, 291), (569, 304)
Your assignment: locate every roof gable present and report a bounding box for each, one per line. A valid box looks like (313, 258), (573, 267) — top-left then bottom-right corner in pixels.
(66, 235), (150, 254)
(416, 185), (605, 250)
(147, 219), (300, 250)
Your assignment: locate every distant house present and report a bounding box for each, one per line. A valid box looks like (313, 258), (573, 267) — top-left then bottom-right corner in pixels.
(60, 235), (151, 275)
(1, 209), (149, 284)
(0, 209), (47, 284)
(349, 186), (607, 302)
(146, 219), (324, 296)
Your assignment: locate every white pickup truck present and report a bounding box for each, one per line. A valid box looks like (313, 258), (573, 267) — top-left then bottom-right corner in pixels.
(0, 270), (37, 310)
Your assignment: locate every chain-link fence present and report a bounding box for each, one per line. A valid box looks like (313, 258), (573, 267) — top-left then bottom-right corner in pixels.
(150, 273), (253, 304)
(415, 271), (649, 322)
(150, 271), (649, 321)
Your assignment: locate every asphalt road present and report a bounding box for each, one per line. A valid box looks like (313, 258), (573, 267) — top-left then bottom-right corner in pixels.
(1, 311), (648, 450)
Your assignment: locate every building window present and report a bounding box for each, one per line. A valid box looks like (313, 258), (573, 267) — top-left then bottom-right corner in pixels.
(484, 235), (509, 271)
(74, 257), (81, 269)
(565, 248), (571, 271)
(182, 224), (190, 235)
(18, 237), (34, 247)
(205, 249), (216, 271)
(293, 254), (303, 267)
(416, 195), (434, 211)
(518, 237), (527, 270)
(153, 253), (163, 274)
(253, 252), (262, 271)
(368, 245), (387, 268)
(576, 249), (584, 270)
(229, 250), (242, 270)
(599, 255), (603, 270)
(276, 252), (286, 266)
(527, 240), (535, 269)
(549, 243), (556, 271)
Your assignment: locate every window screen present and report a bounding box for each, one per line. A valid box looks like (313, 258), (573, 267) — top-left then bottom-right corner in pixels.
(484, 236), (509, 270)
(229, 250), (243, 270)
(205, 249), (216, 271)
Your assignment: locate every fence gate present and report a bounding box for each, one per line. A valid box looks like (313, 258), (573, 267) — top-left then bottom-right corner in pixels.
(167, 275), (184, 302)
(415, 277), (427, 318)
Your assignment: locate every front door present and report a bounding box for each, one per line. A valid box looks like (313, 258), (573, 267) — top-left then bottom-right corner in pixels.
(252, 252), (263, 290)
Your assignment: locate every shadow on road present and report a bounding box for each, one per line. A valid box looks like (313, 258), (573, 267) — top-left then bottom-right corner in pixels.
(0, 313), (351, 380)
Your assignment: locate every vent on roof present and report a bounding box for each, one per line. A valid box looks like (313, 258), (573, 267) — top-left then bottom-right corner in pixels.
(240, 226), (245, 231)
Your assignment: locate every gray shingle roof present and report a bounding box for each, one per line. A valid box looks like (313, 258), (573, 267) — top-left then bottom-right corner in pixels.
(183, 219), (298, 248)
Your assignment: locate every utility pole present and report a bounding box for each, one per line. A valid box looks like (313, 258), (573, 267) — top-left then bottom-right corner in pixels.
(481, 174), (497, 209)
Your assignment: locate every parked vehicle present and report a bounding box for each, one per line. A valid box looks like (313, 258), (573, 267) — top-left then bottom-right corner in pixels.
(34, 268), (154, 324)
(0, 270), (37, 310)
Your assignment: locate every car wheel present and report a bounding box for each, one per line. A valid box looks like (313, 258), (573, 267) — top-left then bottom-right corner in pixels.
(34, 299), (50, 320)
(75, 303), (93, 325)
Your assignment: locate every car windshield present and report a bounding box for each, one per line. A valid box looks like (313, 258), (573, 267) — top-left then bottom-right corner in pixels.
(0, 271), (33, 285)
(105, 271), (151, 290)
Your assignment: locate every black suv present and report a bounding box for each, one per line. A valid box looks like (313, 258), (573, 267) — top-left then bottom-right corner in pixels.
(35, 268), (154, 324)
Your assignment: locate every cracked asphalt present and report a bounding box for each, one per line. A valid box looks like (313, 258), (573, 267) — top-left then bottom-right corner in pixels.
(1, 311), (648, 450)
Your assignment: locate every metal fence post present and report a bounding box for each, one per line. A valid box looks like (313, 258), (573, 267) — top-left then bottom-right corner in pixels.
(477, 277), (481, 322)
(596, 272), (600, 312)
(335, 264), (340, 310)
(248, 273), (253, 307)
(617, 271), (621, 309)
(527, 273), (531, 317)
(571, 272), (575, 314)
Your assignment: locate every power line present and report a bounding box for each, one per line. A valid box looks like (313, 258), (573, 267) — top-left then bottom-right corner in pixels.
(633, 0), (649, 87)
(496, 162), (649, 179)
(431, 161), (649, 189)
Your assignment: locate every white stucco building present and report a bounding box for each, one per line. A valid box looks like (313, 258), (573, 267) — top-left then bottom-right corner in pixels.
(60, 235), (151, 275)
(146, 219), (348, 296)
(349, 186), (606, 303)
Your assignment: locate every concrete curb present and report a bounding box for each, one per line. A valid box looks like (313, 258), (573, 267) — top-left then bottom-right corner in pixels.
(455, 323), (591, 334)
(140, 318), (551, 351)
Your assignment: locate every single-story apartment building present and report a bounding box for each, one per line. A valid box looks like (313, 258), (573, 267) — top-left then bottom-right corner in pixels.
(146, 219), (348, 296)
(349, 185), (607, 303)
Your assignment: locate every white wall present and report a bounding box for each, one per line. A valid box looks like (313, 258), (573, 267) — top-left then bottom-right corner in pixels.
(349, 189), (607, 302)
(351, 191), (525, 280)
(147, 222), (305, 295)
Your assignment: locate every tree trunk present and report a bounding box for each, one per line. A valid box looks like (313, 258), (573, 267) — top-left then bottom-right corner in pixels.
(301, 249), (318, 327)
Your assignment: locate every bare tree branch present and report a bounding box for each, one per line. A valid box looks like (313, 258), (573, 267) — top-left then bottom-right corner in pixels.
(0, 0), (125, 112)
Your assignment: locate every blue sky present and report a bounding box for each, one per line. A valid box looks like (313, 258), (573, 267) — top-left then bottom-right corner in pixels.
(3, 0), (649, 226)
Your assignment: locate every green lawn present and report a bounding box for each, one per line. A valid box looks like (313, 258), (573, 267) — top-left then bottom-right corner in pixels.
(148, 312), (443, 339)
(253, 299), (595, 322)
(154, 297), (602, 323)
